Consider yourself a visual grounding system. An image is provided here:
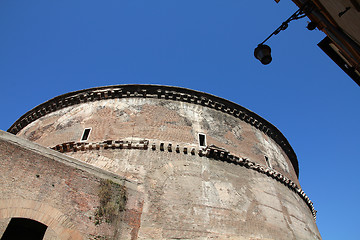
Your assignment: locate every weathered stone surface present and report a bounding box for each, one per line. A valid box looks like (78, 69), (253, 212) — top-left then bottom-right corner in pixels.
(1, 85), (321, 239)
(17, 98), (298, 184)
(67, 149), (319, 239)
(0, 130), (142, 240)
(8, 85), (299, 177)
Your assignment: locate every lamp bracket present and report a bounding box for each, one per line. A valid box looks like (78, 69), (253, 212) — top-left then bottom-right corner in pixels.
(259, 1), (314, 45)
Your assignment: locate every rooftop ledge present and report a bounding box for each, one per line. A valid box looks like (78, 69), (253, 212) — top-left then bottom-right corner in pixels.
(7, 84), (299, 177)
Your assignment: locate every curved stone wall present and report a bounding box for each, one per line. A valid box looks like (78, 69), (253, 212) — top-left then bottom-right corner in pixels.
(15, 97), (298, 183)
(6, 85), (321, 239)
(8, 85), (299, 177)
(65, 149), (319, 239)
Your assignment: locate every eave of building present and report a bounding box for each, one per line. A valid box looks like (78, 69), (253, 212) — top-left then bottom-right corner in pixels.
(7, 84), (300, 177)
(276, 0), (360, 85)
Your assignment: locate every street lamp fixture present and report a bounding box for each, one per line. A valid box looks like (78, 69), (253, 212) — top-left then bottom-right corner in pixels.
(254, 44), (272, 65)
(255, 2), (314, 65)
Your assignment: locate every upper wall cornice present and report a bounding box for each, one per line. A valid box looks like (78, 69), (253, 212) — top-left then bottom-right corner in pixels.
(7, 84), (299, 177)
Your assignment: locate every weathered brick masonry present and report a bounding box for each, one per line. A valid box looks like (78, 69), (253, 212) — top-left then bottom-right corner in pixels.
(0, 130), (142, 239)
(1, 85), (321, 239)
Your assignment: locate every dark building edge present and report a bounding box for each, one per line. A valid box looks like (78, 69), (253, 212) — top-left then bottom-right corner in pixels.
(7, 84), (299, 177)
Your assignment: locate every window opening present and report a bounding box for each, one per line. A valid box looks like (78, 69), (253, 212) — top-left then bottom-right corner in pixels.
(81, 128), (91, 142)
(198, 133), (206, 147)
(1, 218), (47, 240)
(265, 156), (272, 168)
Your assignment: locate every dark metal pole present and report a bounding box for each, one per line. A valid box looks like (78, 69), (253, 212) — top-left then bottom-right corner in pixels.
(259, 1), (313, 46)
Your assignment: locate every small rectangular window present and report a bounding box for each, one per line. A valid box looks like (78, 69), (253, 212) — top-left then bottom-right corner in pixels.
(265, 156), (271, 168)
(198, 133), (206, 147)
(81, 128), (91, 142)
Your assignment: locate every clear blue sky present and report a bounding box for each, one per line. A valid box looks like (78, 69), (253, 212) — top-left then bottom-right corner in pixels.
(0, 1), (359, 239)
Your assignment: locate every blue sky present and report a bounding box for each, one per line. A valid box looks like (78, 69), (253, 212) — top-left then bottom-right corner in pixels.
(0, 1), (359, 239)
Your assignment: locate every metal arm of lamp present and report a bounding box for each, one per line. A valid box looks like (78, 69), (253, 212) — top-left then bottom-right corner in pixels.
(254, 1), (314, 65)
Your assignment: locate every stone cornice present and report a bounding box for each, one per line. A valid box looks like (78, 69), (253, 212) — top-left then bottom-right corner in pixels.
(50, 139), (315, 220)
(7, 84), (299, 176)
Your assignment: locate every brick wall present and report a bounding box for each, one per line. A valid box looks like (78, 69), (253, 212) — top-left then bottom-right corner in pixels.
(0, 130), (142, 240)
